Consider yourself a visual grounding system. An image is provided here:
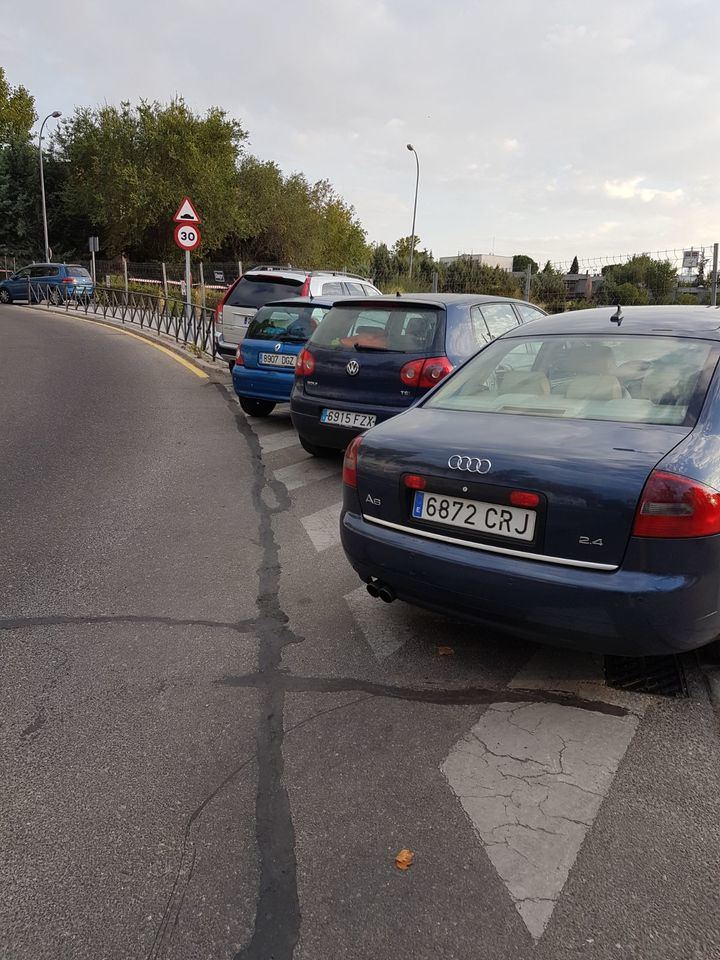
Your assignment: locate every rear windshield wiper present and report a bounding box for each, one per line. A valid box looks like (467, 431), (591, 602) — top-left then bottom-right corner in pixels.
(353, 343), (404, 353)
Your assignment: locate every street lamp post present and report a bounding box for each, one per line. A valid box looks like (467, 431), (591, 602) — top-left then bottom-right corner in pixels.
(406, 143), (419, 280)
(39, 110), (62, 262)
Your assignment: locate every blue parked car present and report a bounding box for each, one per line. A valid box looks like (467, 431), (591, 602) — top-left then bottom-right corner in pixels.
(0, 262), (95, 304)
(340, 305), (720, 655)
(291, 294), (545, 457)
(232, 296), (339, 417)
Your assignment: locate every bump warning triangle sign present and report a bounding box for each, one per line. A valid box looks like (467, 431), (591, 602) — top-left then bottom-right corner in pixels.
(173, 197), (201, 223)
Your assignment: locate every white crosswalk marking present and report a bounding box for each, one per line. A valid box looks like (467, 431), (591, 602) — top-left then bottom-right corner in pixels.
(273, 457), (339, 492)
(258, 430), (300, 454)
(300, 501), (343, 551)
(344, 585), (406, 659)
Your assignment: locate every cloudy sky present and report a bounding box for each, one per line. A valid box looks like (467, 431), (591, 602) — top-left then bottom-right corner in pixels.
(3, 0), (719, 267)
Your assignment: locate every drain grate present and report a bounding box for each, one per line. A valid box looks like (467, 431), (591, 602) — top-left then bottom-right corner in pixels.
(603, 654), (688, 697)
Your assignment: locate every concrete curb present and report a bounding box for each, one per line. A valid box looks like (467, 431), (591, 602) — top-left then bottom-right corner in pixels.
(41, 304), (228, 379)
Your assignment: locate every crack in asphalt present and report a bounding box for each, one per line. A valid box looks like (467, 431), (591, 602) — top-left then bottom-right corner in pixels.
(216, 672), (633, 717)
(0, 614), (258, 632)
(213, 382), (304, 960)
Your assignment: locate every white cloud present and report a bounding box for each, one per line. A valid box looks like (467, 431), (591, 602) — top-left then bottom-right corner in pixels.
(604, 177), (684, 204)
(5, 0), (720, 264)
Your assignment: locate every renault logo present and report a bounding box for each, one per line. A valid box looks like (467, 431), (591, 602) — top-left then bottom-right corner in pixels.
(274, 342), (282, 352)
(346, 360), (360, 376)
(448, 454), (492, 474)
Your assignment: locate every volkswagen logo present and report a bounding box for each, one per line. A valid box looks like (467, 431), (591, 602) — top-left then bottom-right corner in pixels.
(346, 360), (360, 376)
(448, 454), (492, 474)
(274, 342), (282, 352)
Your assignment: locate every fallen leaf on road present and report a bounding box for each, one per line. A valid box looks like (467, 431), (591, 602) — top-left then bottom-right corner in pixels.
(395, 849), (414, 870)
(437, 645), (454, 656)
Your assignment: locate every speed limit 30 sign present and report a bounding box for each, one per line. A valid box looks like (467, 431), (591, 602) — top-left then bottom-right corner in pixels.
(174, 222), (201, 251)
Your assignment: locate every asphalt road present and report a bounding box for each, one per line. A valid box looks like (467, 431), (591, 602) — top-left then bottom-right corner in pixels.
(2, 303), (720, 960)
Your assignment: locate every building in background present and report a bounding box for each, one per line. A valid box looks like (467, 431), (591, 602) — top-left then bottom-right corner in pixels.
(438, 253), (514, 271)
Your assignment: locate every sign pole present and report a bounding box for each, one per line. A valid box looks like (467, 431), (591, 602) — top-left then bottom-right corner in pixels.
(185, 249), (192, 320)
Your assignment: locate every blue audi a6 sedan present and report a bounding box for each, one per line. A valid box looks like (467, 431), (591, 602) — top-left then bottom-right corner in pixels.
(232, 296), (339, 417)
(340, 305), (720, 655)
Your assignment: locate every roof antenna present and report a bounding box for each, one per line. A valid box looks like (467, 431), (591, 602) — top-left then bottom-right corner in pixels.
(610, 303), (623, 326)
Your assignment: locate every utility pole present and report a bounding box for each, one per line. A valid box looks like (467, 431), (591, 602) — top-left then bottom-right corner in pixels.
(406, 144), (420, 280)
(38, 111), (62, 261)
(711, 242), (719, 308)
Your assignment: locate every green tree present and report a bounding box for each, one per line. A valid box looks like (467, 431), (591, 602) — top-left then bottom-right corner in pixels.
(0, 68), (36, 144)
(54, 98), (247, 258)
(531, 265), (566, 311)
(512, 254), (538, 274)
(569, 255), (579, 274)
(0, 137), (41, 257)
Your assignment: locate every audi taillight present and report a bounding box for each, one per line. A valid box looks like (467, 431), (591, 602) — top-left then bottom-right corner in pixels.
(343, 436), (363, 487)
(632, 470), (720, 538)
(510, 491), (540, 508)
(399, 356), (453, 389)
(296, 347), (315, 377)
(403, 474), (427, 490)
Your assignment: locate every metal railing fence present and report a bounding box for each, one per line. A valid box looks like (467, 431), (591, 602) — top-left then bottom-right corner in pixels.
(23, 281), (217, 360)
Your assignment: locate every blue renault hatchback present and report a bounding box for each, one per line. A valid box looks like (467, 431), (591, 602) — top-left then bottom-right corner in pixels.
(340, 305), (720, 655)
(232, 297), (338, 416)
(0, 263), (94, 304)
(291, 294), (545, 456)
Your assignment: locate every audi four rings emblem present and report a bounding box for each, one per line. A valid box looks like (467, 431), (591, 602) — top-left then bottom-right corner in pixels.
(448, 454), (492, 474)
(346, 360), (360, 376)
(274, 342), (282, 352)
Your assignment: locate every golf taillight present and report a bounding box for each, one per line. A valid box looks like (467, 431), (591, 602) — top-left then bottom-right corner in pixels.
(399, 356), (453, 389)
(296, 348), (315, 377)
(62, 277), (75, 283)
(343, 436), (363, 487)
(299, 275), (311, 297)
(235, 344), (244, 366)
(633, 470), (720, 538)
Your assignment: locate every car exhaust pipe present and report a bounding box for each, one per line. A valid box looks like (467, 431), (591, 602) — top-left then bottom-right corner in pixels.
(378, 585), (396, 603)
(366, 579), (396, 603)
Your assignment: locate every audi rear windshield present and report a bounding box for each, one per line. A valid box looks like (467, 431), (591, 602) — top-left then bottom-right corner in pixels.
(247, 305), (330, 342)
(310, 305), (442, 354)
(424, 334), (719, 427)
(227, 276), (304, 308)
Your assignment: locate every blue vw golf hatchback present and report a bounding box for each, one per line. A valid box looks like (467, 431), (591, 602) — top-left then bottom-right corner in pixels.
(232, 297), (339, 416)
(340, 305), (720, 656)
(290, 294), (544, 456)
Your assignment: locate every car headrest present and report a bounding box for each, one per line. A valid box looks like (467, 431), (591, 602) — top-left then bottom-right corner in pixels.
(566, 375), (623, 401)
(571, 343), (616, 376)
(498, 371), (551, 395)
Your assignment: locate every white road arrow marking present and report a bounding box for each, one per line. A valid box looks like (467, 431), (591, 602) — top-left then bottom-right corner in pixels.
(441, 700), (639, 940)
